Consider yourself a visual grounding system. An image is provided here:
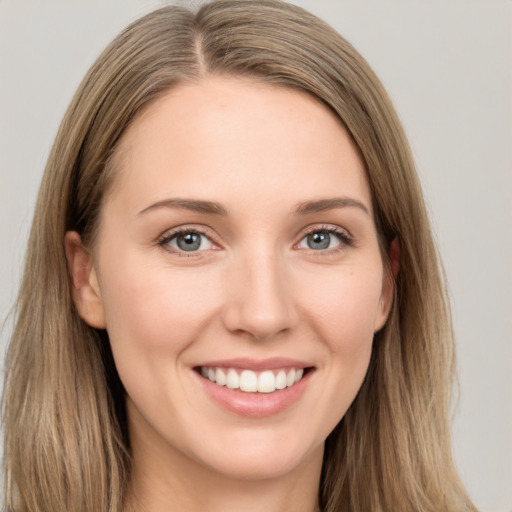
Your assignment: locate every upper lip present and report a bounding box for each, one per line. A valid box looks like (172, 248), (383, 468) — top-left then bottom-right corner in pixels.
(195, 357), (313, 371)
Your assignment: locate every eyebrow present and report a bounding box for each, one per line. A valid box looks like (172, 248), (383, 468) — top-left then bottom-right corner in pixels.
(295, 197), (369, 215)
(138, 198), (228, 216)
(137, 196), (369, 217)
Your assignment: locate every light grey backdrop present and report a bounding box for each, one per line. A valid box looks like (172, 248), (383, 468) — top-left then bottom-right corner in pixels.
(0, 1), (511, 510)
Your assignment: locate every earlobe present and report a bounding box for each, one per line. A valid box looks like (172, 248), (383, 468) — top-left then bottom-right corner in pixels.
(374, 237), (400, 332)
(64, 231), (106, 329)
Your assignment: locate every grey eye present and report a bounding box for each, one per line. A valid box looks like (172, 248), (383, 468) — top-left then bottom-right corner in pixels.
(298, 231), (341, 251)
(168, 232), (213, 252)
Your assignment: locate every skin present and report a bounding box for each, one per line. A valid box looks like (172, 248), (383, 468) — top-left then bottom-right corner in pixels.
(66, 77), (394, 512)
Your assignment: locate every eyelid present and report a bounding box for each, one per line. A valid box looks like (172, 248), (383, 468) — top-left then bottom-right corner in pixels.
(156, 223), (353, 256)
(300, 223), (352, 238)
(157, 224), (221, 254)
(295, 224), (354, 251)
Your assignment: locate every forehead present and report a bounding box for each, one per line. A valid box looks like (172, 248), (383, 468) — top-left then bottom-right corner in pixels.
(107, 77), (371, 216)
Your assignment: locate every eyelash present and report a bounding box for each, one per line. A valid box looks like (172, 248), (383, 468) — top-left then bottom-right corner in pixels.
(299, 225), (354, 252)
(158, 227), (216, 257)
(157, 224), (354, 256)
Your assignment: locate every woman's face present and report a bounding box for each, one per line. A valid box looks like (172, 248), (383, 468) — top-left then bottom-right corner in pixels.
(69, 77), (393, 482)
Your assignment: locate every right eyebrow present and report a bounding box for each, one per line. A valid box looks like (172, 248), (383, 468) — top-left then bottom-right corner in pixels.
(137, 198), (228, 217)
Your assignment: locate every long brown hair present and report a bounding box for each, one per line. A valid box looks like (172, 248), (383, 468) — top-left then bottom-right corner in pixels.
(3, 1), (477, 511)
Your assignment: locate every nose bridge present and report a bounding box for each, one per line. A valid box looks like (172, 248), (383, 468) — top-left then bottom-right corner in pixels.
(222, 242), (296, 340)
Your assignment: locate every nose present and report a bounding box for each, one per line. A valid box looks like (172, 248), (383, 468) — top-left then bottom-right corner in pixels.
(221, 249), (298, 341)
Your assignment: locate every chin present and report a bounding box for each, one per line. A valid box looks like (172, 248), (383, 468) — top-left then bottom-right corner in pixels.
(189, 429), (325, 482)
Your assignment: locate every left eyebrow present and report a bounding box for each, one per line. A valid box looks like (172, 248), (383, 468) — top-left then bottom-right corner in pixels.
(294, 197), (370, 216)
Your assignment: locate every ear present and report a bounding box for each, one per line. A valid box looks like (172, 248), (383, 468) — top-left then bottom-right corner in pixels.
(64, 231), (106, 329)
(374, 237), (400, 332)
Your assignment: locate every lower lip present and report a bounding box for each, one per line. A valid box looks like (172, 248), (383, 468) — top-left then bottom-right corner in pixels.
(195, 370), (313, 418)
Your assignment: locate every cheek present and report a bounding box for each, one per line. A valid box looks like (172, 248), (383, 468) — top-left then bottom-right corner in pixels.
(98, 254), (222, 362)
(297, 265), (382, 416)
(300, 264), (384, 348)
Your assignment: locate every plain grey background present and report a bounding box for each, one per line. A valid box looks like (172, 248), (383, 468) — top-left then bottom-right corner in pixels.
(0, 1), (511, 510)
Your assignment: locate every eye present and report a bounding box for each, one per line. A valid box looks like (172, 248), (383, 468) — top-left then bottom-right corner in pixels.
(161, 230), (215, 253)
(297, 228), (351, 251)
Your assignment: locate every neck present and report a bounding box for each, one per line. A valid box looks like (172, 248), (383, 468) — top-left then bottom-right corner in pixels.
(126, 465), (323, 512)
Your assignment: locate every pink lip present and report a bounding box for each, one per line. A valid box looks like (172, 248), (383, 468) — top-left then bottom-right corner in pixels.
(195, 357), (312, 371)
(193, 361), (314, 418)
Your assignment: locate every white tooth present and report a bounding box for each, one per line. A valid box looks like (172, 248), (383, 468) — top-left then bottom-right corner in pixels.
(286, 369), (296, 387)
(201, 366), (208, 378)
(294, 368), (304, 382)
(208, 368), (216, 382)
(239, 370), (258, 392)
(226, 369), (240, 389)
(257, 370), (276, 393)
(275, 370), (287, 389)
(215, 368), (226, 386)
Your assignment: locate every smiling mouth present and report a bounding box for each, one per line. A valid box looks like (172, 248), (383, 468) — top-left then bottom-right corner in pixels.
(196, 366), (311, 394)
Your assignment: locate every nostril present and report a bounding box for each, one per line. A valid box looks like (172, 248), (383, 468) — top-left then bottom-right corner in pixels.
(220, 269), (298, 339)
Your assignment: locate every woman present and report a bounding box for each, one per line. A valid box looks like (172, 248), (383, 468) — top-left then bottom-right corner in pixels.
(2, 1), (478, 511)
